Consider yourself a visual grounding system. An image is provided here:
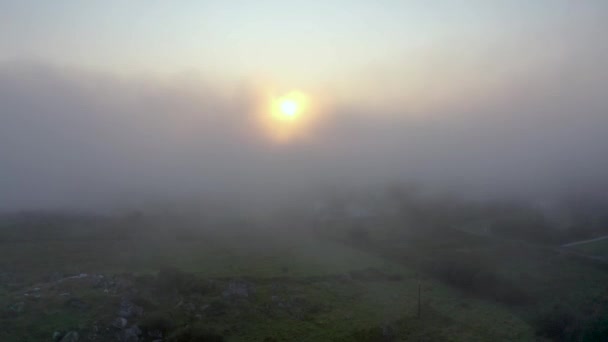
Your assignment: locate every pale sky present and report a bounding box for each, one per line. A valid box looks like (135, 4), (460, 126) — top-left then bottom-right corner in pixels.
(2, 1), (605, 95)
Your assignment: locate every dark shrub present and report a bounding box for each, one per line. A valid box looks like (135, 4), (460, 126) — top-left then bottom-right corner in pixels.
(582, 316), (608, 341)
(204, 299), (228, 317)
(350, 326), (394, 342)
(140, 311), (175, 337)
(168, 323), (224, 342)
(130, 293), (158, 311)
(349, 268), (402, 282)
(426, 252), (530, 305)
(535, 307), (581, 341)
(489, 203), (558, 244)
(349, 227), (371, 245)
(157, 267), (212, 295)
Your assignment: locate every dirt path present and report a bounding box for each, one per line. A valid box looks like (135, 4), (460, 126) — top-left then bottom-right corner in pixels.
(562, 235), (608, 247)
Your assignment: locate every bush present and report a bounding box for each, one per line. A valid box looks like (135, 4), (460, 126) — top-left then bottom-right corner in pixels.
(488, 204), (558, 244)
(167, 323), (224, 342)
(156, 267), (213, 295)
(426, 252), (530, 305)
(535, 307), (581, 341)
(350, 326), (394, 342)
(582, 316), (608, 341)
(349, 227), (371, 245)
(140, 311), (175, 337)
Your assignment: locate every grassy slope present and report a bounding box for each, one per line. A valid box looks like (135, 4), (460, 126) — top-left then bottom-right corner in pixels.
(0, 225), (536, 341)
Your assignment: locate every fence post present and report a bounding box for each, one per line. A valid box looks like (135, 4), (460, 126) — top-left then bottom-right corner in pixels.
(417, 280), (421, 318)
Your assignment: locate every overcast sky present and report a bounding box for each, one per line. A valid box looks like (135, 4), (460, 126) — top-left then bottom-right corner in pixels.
(2, 1), (606, 103)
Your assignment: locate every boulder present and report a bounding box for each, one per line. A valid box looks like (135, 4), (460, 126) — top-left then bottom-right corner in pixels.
(59, 331), (79, 342)
(112, 317), (128, 329)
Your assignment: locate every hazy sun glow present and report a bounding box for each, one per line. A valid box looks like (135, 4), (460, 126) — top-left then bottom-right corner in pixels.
(272, 91), (308, 121)
(280, 99), (299, 118)
(255, 89), (318, 143)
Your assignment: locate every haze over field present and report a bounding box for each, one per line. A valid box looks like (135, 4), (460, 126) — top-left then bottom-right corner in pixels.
(5, 2), (608, 342)
(1, 0), (607, 211)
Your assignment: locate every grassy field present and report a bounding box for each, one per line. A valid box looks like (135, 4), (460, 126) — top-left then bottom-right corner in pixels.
(2, 215), (608, 341)
(0, 220), (543, 341)
(0, 229), (404, 279)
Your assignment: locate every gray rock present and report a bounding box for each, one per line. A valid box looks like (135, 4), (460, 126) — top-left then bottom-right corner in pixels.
(182, 302), (196, 313)
(117, 325), (141, 342)
(66, 273), (88, 280)
(112, 317), (128, 329)
(222, 281), (255, 299)
(52, 331), (63, 341)
(59, 331), (79, 342)
(49, 272), (63, 282)
(148, 329), (163, 339)
(337, 273), (353, 283)
(91, 274), (107, 288)
(381, 324), (395, 341)
(118, 299), (143, 318)
(9, 301), (25, 313)
(128, 325), (142, 336)
(201, 301), (227, 316)
(65, 297), (89, 311)
(114, 278), (134, 291)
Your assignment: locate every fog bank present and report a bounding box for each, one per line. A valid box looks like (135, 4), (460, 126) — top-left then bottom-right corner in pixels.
(1, 60), (607, 211)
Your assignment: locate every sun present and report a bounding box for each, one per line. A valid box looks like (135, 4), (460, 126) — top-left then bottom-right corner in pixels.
(272, 91), (308, 121)
(257, 89), (316, 143)
(280, 99), (299, 118)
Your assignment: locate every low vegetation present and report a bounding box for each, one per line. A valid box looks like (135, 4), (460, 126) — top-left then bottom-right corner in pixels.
(2, 193), (608, 341)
